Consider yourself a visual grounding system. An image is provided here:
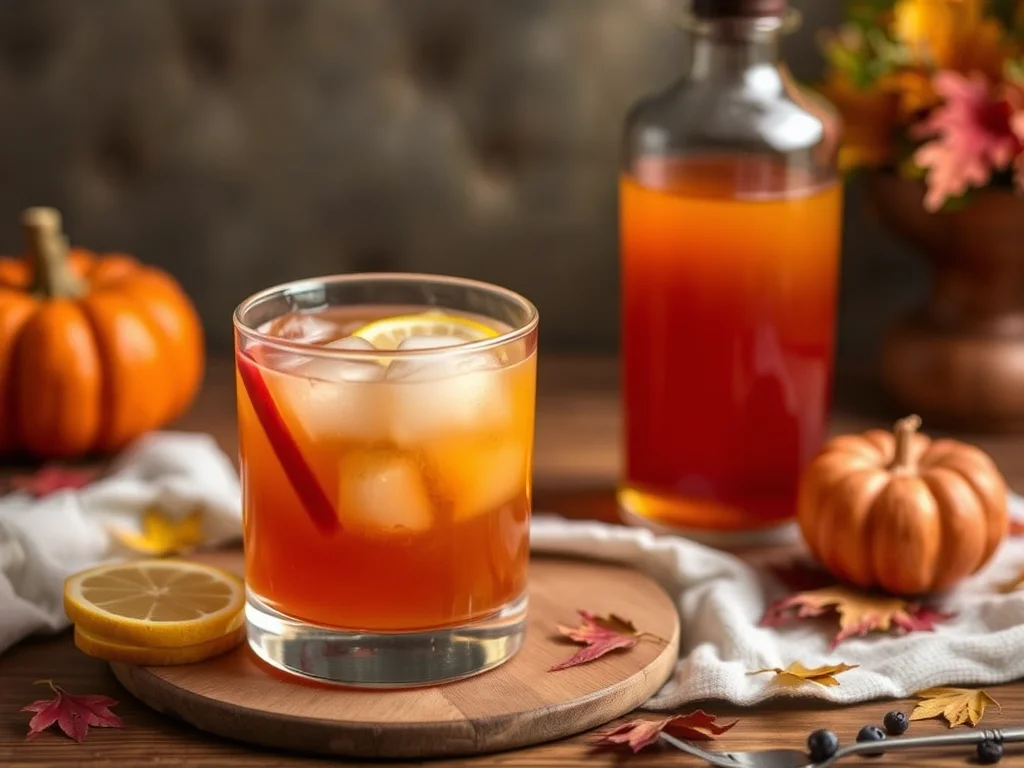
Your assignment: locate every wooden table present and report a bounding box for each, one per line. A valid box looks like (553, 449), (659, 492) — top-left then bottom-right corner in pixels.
(2, 356), (1023, 767)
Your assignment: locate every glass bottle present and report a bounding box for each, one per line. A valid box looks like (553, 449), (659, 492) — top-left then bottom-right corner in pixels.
(618, 0), (842, 545)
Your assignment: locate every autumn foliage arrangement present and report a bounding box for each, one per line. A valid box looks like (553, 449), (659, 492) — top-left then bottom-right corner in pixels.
(821, 0), (1024, 211)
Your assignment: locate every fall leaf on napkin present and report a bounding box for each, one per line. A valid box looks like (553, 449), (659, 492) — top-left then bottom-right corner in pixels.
(550, 610), (656, 671)
(595, 710), (737, 753)
(7, 466), (100, 498)
(748, 661), (859, 687)
(910, 687), (999, 728)
(760, 586), (954, 649)
(997, 568), (1024, 593)
(1008, 519), (1024, 536)
(22, 680), (122, 742)
(110, 508), (204, 556)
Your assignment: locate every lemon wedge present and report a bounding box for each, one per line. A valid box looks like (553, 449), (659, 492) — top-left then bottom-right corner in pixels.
(74, 625), (245, 666)
(351, 312), (498, 351)
(64, 560), (245, 648)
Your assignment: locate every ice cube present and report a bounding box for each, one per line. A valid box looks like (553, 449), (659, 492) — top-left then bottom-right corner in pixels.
(429, 437), (529, 520)
(397, 336), (466, 351)
(338, 450), (434, 532)
(385, 336), (473, 381)
(263, 313), (343, 344)
(302, 336), (383, 383)
(266, 338), (387, 442)
(386, 352), (510, 443)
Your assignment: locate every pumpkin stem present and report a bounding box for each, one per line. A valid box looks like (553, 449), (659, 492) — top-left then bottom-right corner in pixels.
(23, 207), (85, 300)
(891, 414), (923, 471)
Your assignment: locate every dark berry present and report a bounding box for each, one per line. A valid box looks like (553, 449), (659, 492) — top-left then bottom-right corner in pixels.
(882, 710), (909, 735)
(977, 740), (1003, 764)
(807, 729), (839, 762)
(856, 725), (886, 758)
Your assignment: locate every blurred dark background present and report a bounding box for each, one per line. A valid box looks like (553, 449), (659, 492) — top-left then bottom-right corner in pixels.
(0, 0), (927, 374)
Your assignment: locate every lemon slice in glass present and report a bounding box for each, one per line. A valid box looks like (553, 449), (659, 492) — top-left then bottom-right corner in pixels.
(351, 312), (498, 351)
(63, 560), (245, 648)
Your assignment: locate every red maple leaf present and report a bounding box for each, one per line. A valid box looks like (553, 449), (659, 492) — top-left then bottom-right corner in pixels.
(549, 610), (647, 671)
(22, 680), (122, 742)
(8, 466), (100, 498)
(912, 71), (1021, 212)
(760, 587), (954, 650)
(595, 711), (737, 753)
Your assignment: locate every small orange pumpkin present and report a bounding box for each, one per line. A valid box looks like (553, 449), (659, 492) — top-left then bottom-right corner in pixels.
(797, 415), (1008, 595)
(0, 207), (204, 458)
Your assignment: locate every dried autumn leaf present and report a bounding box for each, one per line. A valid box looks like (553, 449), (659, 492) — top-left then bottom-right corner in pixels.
(761, 586), (954, 649)
(997, 566), (1024, 592)
(22, 680), (122, 742)
(595, 710), (737, 753)
(910, 687), (1000, 728)
(550, 610), (646, 671)
(1009, 518), (1024, 536)
(748, 661), (859, 687)
(8, 466), (99, 498)
(110, 508), (204, 556)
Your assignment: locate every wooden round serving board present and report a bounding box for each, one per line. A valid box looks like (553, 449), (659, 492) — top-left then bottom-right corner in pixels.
(111, 554), (680, 759)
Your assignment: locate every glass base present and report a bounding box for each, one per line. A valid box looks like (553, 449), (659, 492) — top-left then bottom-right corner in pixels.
(618, 486), (800, 550)
(245, 590), (528, 688)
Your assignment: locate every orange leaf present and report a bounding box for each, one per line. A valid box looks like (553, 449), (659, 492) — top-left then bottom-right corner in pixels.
(22, 680), (122, 742)
(549, 611), (646, 671)
(595, 710), (737, 753)
(997, 568), (1024, 593)
(761, 586), (953, 649)
(748, 661), (859, 687)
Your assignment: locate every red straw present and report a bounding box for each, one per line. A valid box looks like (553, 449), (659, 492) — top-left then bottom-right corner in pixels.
(236, 349), (339, 535)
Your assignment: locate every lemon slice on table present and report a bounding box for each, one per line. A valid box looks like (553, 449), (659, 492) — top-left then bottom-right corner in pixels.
(352, 312), (498, 350)
(74, 625), (245, 666)
(64, 560), (245, 648)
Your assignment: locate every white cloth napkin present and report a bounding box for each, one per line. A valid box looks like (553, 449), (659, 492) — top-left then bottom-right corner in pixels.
(531, 499), (1024, 708)
(0, 432), (241, 656)
(5, 431), (1024, 711)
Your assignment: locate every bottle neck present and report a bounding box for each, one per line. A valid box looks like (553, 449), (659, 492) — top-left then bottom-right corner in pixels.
(688, 18), (782, 82)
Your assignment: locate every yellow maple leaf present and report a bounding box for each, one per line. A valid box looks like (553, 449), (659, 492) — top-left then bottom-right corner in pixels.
(748, 661), (859, 687)
(910, 687), (1000, 728)
(110, 508), (204, 556)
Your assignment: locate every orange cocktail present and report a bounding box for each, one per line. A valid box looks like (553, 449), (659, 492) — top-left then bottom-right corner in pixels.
(234, 274), (538, 686)
(620, 158), (842, 536)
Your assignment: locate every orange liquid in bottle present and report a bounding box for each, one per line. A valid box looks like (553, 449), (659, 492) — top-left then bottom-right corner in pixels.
(619, 158), (842, 534)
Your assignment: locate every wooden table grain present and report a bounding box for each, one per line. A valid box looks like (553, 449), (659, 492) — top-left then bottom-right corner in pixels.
(2, 355), (1024, 767)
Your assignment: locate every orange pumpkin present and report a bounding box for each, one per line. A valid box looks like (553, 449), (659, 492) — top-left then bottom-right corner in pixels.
(0, 207), (204, 458)
(797, 415), (1008, 595)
